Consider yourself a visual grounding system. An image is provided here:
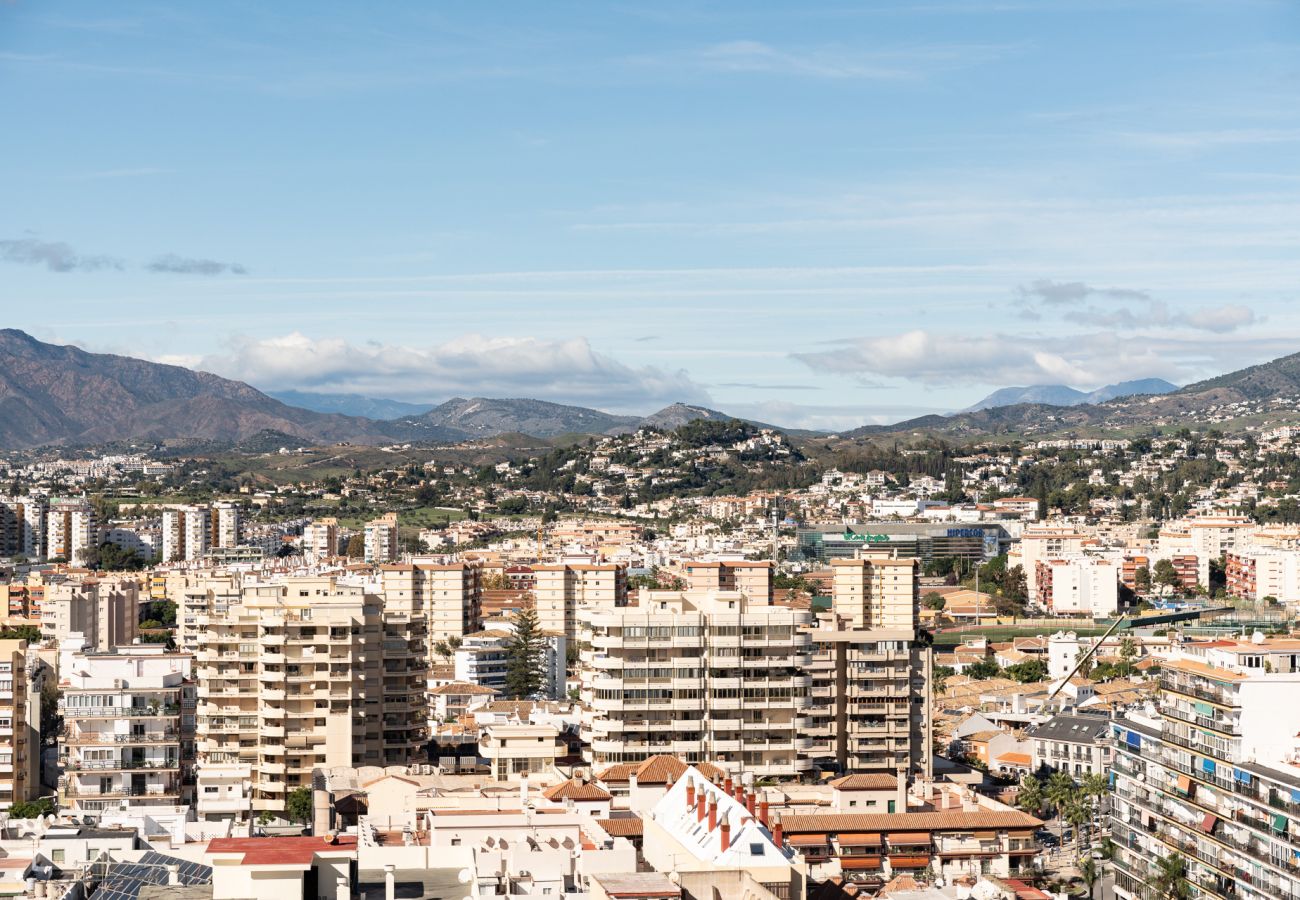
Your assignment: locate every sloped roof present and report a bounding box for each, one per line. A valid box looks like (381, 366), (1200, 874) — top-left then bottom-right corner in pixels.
(780, 810), (1042, 834)
(829, 774), (897, 791)
(543, 778), (612, 802)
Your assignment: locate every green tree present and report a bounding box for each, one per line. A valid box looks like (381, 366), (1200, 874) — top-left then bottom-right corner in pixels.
(922, 591), (946, 611)
(1134, 565), (1151, 591)
(1152, 852), (1191, 900)
(1016, 773), (1045, 815)
(933, 665), (955, 696)
(504, 606), (546, 699)
(966, 658), (1001, 680)
(1153, 558), (1181, 589)
(8, 798), (55, 819)
(1081, 856), (1099, 900)
(1003, 658), (1048, 683)
(286, 787), (314, 825)
(1045, 771), (1077, 844)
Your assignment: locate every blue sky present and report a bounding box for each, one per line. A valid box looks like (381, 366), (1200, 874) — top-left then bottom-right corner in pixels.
(3, 1), (1300, 429)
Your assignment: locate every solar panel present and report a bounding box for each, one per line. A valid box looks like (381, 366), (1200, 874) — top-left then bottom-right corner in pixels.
(89, 851), (213, 898)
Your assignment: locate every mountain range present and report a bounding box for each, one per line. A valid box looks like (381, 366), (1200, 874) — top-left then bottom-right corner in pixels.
(0, 331), (760, 449)
(963, 378), (1179, 412)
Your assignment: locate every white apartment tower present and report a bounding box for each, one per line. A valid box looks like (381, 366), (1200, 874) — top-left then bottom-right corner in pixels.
(381, 561), (482, 646)
(302, 517), (339, 561)
(0, 640), (41, 812)
(57, 640), (194, 815)
(364, 512), (399, 565)
(534, 563), (627, 643)
(212, 502), (242, 549)
(161, 505), (210, 563)
(46, 498), (98, 566)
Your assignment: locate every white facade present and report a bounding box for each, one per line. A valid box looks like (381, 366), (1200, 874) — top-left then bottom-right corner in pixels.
(213, 502), (242, 548)
(1039, 557), (1120, 616)
(364, 513), (399, 564)
(46, 499), (97, 566)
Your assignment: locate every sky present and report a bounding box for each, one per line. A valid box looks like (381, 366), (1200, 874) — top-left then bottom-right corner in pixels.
(3, 1), (1300, 431)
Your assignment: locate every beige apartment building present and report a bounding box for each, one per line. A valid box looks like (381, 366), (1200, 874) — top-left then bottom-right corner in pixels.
(46, 498), (98, 566)
(194, 575), (428, 821)
(830, 557), (922, 629)
(381, 561), (482, 645)
(302, 517), (339, 561)
(41, 576), (139, 651)
(169, 570), (243, 651)
(580, 588), (814, 778)
(0, 640), (41, 812)
(534, 563), (627, 643)
(0, 496), (46, 559)
(682, 561), (774, 601)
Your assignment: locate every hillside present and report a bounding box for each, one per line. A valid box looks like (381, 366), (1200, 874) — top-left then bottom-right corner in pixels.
(268, 389), (431, 420)
(0, 329), (392, 449)
(387, 396), (641, 440)
(963, 379), (1178, 413)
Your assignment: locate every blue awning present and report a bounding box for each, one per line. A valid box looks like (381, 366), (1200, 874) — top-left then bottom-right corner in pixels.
(1234, 768), (1252, 784)
(1125, 731), (1140, 748)
(1290, 788), (1300, 803)
(1202, 758), (1216, 774)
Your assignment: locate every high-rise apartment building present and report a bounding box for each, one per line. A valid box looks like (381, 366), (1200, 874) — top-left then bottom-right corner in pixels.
(41, 576), (139, 651)
(804, 557), (931, 776)
(0, 496), (46, 559)
(57, 641), (193, 815)
(1110, 636), (1300, 900)
(46, 498), (98, 566)
(381, 561), (482, 646)
(302, 517), (340, 561)
(168, 570), (243, 651)
(194, 576), (428, 821)
(579, 588), (813, 778)
(534, 563), (627, 643)
(364, 512), (399, 564)
(161, 505), (211, 562)
(0, 639), (41, 812)
(211, 502), (242, 549)
(682, 561), (774, 601)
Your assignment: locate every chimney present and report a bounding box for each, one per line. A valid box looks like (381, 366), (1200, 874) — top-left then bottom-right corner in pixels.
(697, 789), (707, 823)
(759, 798), (770, 826)
(720, 815), (731, 853)
(685, 776), (695, 809)
(896, 767), (907, 813)
(724, 775), (733, 796)
(772, 815), (783, 848)
(708, 797), (717, 832)
(746, 790), (756, 816)
(734, 781), (745, 804)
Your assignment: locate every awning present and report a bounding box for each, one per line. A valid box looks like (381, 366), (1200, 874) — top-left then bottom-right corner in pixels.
(973, 831), (998, 839)
(1233, 767), (1252, 784)
(1291, 788), (1300, 804)
(1125, 730), (1141, 748)
(1202, 758), (1216, 774)
(1195, 702), (1213, 716)
(1176, 775), (1192, 793)
(788, 834), (829, 846)
(1274, 813), (1289, 833)
(840, 857), (883, 870)
(838, 833), (882, 846)
(888, 833), (931, 846)
(1200, 814), (1217, 832)
(889, 855), (932, 868)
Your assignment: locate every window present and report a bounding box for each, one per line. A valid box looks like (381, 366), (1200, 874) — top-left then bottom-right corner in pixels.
(749, 843), (765, 855)
(52, 850), (64, 863)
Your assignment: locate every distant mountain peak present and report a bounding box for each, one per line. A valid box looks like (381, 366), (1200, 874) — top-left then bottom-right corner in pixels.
(963, 378), (1178, 413)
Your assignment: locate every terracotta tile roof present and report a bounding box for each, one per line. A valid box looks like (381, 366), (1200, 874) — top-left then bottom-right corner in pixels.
(597, 816), (644, 837)
(206, 835), (358, 866)
(829, 774), (897, 791)
(596, 763), (639, 784)
(543, 778), (612, 802)
(428, 682), (499, 696)
(997, 752), (1032, 767)
(634, 755), (690, 784)
(779, 810), (1043, 834)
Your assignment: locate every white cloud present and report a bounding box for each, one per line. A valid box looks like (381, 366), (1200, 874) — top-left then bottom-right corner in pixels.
(1017, 279), (1258, 333)
(194, 332), (710, 412)
(795, 328), (1299, 389)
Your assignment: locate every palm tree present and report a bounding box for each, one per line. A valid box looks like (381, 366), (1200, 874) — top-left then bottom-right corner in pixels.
(433, 640), (451, 662)
(1065, 795), (1090, 856)
(1017, 774), (1045, 815)
(1081, 857), (1099, 900)
(1151, 852), (1191, 900)
(1046, 771), (1077, 844)
(1080, 772), (1110, 840)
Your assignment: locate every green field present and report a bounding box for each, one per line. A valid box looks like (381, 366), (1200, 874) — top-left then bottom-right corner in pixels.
(933, 625), (1109, 648)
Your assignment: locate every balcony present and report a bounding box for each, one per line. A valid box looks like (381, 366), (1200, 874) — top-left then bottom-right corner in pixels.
(64, 758), (179, 772)
(65, 705), (180, 719)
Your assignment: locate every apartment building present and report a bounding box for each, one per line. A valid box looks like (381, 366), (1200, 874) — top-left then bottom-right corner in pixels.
(1226, 548), (1300, 604)
(364, 512), (399, 564)
(1034, 557), (1120, 616)
(828, 558), (920, 630)
(1012, 528), (1087, 597)
(57, 641), (194, 815)
(682, 561), (773, 602)
(211, 501), (241, 549)
(41, 577), (139, 651)
(534, 563), (628, 643)
(302, 517), (339, 560)
(0, 640), (41, 812)
(381, 561), (482, 646)
(0, 495), (46, 559)
(168, 570), (242, 651)
(1110, 635), (1300, 900)
(46, 498), (98, 566)
(194, 576), (428, 821)
(1026, 711), (1112, 779)
(806, 621), (932, 777)
(453, 625), (567, 700)
(161, 505), (210, 563)
(5, 571), (47, 622)
(579, 588), (813, 778)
